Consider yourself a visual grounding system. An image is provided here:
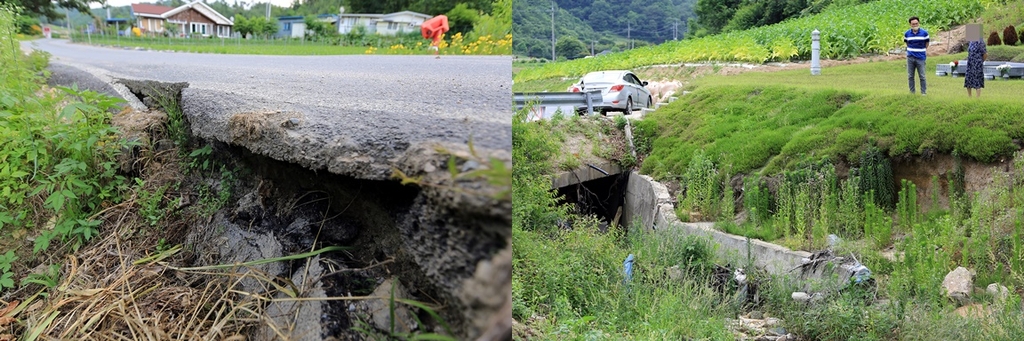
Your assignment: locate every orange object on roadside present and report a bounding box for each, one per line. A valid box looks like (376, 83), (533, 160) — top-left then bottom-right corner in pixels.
(421, 15), (449, 45)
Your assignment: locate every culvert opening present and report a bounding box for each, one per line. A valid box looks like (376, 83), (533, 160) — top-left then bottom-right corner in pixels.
(555, 172), (630, 230)
(185, 140), (458, 338)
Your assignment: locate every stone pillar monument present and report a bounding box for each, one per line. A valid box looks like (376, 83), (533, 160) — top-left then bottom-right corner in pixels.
(811, 29), (821, 75)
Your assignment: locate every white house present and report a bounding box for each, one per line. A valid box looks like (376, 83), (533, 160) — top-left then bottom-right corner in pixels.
(337, 8), (431, 36)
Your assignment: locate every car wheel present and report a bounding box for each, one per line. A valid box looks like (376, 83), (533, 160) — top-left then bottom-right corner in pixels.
(625, 98), (633, 114)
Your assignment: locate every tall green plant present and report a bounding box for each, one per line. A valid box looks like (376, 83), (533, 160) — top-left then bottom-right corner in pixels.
(863, 191), (892, 249)
(859, 145), (894, 210)
(743, 176), (772, 226)
(679, 150), (720, 220)
(897, 179), (918, 231)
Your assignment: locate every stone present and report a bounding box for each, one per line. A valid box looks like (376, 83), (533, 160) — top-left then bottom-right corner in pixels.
(768, 327), (787, 336)
(258, 256), (326, 341)
(954, 303), (990, 318)
(764, 317), (781, 327)
(792, 292), (810, 303)
(809, 292), (825, 304)
(362, 278), (419, 334)
(667, 265), (683, 281)
(748, 310), (763, 319)
(986, 283), (1010, 302)
(942, 267), (974, 306)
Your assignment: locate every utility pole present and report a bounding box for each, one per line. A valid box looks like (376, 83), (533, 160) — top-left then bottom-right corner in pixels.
(550, 1), (555, 61)
(266, 1), (271, 19)
(65, 7), (71, 38)
(673, 21), (678, 40)
(591, 40), (595, 56)
(627, 22), (631, 50)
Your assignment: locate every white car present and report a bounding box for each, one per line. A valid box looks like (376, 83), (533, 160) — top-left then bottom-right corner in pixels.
(568, 70), (653, 114)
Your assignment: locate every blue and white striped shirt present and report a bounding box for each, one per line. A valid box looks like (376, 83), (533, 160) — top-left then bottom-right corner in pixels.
(904, 28), (930, 60)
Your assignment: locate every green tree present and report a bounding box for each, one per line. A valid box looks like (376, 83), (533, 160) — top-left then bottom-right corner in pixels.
(469, 0), (510, 40)
(556, 35), (587, 59)
(233, 15), (253, 38)
(8, 0), (101, 20)
(446, 3), (478, 37)
(587, 0), (615, 27)
(304, 15), (336, 38)
(692, 0), (741, 37)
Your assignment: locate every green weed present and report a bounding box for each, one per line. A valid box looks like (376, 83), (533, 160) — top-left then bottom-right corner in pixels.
(21, 264), (60, 290)
(677, 150), (721, 221)
(0, 250), (17, 290)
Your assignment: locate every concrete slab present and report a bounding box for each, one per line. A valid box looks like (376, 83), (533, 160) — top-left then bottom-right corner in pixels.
(551, 161), (623, 188)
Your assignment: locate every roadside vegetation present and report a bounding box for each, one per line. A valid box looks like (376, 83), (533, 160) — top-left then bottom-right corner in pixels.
(64, 0), (511, 56)
(514, 1), (1024, 340)
(4, 8), (450, 339)
(513, 111), (737, 340)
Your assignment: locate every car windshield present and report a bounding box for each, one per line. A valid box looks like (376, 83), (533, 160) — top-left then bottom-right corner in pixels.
(580, 72), (621, 84)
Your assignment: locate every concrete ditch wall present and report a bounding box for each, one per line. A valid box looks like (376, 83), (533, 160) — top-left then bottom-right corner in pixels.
(624, 172), (811, 275)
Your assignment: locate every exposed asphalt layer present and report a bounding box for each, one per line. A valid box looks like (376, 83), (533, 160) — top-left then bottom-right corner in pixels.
(24, 39), (512, 180)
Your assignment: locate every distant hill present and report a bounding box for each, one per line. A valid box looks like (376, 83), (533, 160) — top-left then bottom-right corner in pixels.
(513, 0), (696, 59)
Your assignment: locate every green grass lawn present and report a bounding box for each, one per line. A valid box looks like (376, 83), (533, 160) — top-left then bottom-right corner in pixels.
(638, 55), (1024, 179)
(694, 53), (1024, 98)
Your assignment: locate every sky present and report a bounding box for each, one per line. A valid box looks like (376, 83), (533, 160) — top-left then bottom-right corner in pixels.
(92, 0), (296, 9)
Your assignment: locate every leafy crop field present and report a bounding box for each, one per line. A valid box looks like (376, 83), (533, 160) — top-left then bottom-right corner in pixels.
(514, 0), (983, 83)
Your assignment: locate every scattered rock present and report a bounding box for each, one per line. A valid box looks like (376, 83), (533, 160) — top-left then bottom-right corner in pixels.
(792, 292), (810, 303)
(727, 314), (789, 341)
(360, 278), (419, 334)
(986, 283), (1010, 302)
(460, 243), (512, 340)
(942, 267), (974, 306)
(257, 256), (326, 341)
(748, 310), (763, 319)
(667, 265), (683, 281)
(954, 303), (990, 318)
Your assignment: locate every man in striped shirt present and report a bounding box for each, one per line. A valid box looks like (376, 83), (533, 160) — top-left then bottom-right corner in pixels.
(904, 16), (930, 95)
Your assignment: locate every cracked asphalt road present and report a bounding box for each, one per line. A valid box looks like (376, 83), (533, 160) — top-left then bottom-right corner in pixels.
(25, 38), (512, 180)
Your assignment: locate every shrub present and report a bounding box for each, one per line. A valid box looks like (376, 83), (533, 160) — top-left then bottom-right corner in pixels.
(988, 31), (1002, 46)
(986, 45), (1024, 61)
(1004, 25), (1019, 46)
(859, 145), (894, 210)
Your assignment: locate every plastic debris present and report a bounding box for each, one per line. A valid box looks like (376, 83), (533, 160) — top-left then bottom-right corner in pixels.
(827, 234), (840, 249)
(851, 263), (871, 283)
(623, 254), (635, 285)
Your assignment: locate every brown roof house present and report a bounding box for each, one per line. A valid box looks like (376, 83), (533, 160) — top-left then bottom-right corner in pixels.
(130, 1), (233, 38)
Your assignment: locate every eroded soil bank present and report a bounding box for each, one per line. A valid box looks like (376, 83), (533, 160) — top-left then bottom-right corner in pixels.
(117, 80), (512, 340)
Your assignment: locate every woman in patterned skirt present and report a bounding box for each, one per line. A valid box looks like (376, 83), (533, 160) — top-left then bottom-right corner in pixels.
(965, 40), (987, 97)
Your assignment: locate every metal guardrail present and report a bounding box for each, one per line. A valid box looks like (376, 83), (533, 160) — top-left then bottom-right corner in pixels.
(513, 91), (602, 119)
